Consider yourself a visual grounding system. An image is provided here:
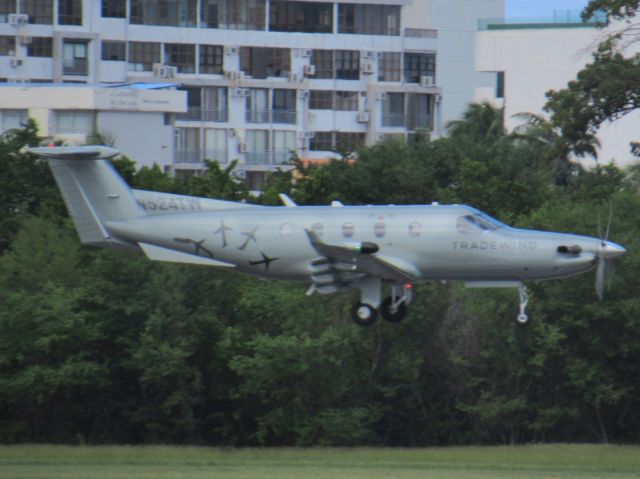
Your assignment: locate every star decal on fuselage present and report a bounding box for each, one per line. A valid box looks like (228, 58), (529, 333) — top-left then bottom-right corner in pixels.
(249, 251), (279, 270)
(215, 219), (233, 247)
(238, 226), (259, 250)
(173, 237), (215, 258)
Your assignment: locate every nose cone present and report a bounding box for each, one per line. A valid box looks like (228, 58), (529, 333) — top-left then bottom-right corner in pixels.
(598, 240), (626, 260)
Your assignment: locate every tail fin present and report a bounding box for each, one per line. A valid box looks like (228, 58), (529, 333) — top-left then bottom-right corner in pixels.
(29, 146), (142, 248)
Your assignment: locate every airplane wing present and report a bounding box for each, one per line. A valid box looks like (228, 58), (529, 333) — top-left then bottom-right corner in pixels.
(305, 230), (420, 285)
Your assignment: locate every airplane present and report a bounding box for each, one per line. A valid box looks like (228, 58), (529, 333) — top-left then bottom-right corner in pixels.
(29, 145), (626, 326)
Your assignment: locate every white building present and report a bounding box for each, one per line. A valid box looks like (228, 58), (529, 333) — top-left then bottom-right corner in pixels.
(475, 12), (640, 167)
(0, 1), (509, 187)
(0, 82), (186, 168)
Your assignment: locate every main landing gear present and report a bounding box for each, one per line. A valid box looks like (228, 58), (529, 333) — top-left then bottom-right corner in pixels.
(350, 280), (412, 326)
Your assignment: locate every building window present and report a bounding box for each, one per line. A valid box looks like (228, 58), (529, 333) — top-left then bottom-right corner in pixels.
(204, 128), (228, 163)
(28, 37), (53, 57)
(379, 52), (401, 82)
(202, 86), (228, 121)
(338, 4), (400, 36)
(269, 1), (332, 33)
(245, 130), (270, 165)
(128, 41), (160, 71)
(273, 130), (296, 164)
(101, 41), (125, 61)
(407, 94), (433, 130)
(311, 50), (333, 79)
(497, 71), (505, 98)
(310, 131), (364, 152)
(201, 0), (265, 30)
(23, 0), (53, 24)
(272, 89), (296, 124)
(102, 0), (126, 18)
(175, 127), (201, 163)
(58, 0), (82, 25)
(130, 0), (197, 27)
(309, 90), (332, 110)
(335, 50), (359, 80)
(241, 47), (290, 79)
(199, 45), (223, 74)
(0, 36), (13, 56)
(62, 40), (88, 75)
(56, 110), (92, 134)
(0, 1), (11, 19)
(1, 110), (29, 133)
(334, 91), (358, 111)
(165, 43), (195, 73)
(382, 93), (405, 127)
(404, 52), (436, 83)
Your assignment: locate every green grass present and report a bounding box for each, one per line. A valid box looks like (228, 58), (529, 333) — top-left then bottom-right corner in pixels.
(1, 445), (639, 479)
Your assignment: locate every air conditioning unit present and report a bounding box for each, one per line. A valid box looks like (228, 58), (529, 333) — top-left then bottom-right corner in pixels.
(231, 87), (250, 97)
(297, 131), (315, 139)
(153, 63), (177, 78)
(377, 92), (387, 101)
(303, 64), (315, 77)
(8, 13), (28, 26)
(362, 61), (375, 75)
(18, 35), (32, 45)
(288, 72), (299, 83)
(227, 128), (236, 137)
(232, 169), (247, 178)
(299, 48), (312, 57)
(10, 58), (23, 68)
(299, 90), (309, 100)
(357, 111), (370, 123)
(224, 46), (238, 55)
(238, 142), (248, 153)
(224, 70), (238, 81)
(420, 75), (434, 87)
(363, 51), (377, 60)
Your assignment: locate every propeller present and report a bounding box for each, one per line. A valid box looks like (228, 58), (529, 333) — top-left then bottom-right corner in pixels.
(595, 203), (623, 301)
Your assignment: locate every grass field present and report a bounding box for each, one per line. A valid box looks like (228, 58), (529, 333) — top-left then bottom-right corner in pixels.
(1, 444), (639, 479)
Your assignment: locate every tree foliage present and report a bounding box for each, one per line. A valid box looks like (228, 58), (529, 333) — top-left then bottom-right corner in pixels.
(1, 109), (639, 446)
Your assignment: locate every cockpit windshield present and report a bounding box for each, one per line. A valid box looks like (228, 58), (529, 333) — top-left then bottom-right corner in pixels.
(456, 214), (504, 234)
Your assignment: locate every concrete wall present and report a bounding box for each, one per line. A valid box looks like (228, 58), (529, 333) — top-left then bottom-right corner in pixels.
(476, 25), (640, 167)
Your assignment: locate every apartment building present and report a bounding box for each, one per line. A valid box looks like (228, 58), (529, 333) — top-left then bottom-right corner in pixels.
(0, 1), (496, 188)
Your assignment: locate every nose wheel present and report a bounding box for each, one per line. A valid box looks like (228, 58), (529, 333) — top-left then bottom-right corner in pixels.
(516, 286), (530, 326)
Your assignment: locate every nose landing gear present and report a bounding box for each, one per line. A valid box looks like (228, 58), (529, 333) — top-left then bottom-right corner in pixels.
(516, 286), (530, 326)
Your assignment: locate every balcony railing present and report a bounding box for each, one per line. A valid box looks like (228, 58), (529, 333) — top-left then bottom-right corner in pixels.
(408, 114), (433, 130)
(63, 59), (88, 75)
(176, 108), (228, 122)
(478, 10), (608, 31)
(382, 113), (405, 127)
(245, 150), (294, 165)
(175, 148), (229, 164)
(404, 28), (438, 38)
(246, 109), (297, 124)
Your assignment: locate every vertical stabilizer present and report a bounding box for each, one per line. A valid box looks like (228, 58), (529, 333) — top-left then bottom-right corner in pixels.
(29, 146), (142, 247)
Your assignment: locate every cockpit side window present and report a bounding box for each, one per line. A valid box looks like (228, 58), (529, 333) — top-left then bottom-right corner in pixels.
(457, 215), (491, 234)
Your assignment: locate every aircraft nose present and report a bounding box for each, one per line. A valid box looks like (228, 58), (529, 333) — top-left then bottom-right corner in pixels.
(597, 240), (626, 259)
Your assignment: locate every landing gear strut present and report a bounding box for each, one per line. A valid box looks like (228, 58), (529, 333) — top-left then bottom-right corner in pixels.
(516, 286), (530, 326)
(350, 281), (412, 326)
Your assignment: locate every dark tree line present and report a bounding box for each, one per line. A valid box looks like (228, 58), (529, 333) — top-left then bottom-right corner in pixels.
(1, 100), (639, 446)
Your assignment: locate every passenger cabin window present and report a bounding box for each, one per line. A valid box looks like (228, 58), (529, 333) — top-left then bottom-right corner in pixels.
(409, 222), (421, 237)
(456, 215), (499, 234)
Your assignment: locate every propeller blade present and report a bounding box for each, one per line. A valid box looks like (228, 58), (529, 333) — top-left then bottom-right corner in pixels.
(606, 259), (616, 289)
(595, 255), (606, 302)
(605, 202), (613, 242)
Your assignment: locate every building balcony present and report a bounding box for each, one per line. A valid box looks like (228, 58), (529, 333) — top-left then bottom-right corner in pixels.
(407, 114), (433, 131)
(63, 59), (88, 76)
(176, 107), (228, 122)
(246, 109), (297, 124)
(382, 113), (405, 127)
(245, 149), (293, 165)
(175, 148), (229, 164)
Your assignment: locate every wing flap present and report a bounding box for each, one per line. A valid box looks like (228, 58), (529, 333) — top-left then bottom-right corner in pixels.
(138, 242), (235, 267)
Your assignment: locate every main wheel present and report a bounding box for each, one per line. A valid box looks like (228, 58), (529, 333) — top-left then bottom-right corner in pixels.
(380, 297), (408, 323)
(351, 302), (378, 326)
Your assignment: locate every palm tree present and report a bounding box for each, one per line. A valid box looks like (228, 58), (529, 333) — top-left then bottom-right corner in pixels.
(446, 102), (506, 141)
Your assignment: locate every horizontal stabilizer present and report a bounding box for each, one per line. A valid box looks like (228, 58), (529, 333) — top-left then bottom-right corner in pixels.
(138, 242), (236, 267)
(28, 146), (120, 160)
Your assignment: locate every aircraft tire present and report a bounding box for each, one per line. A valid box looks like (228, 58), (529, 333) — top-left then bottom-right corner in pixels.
(516, 312), (531, 326)
(380, 297), (407, 323)
(351, 302), (378, 326)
